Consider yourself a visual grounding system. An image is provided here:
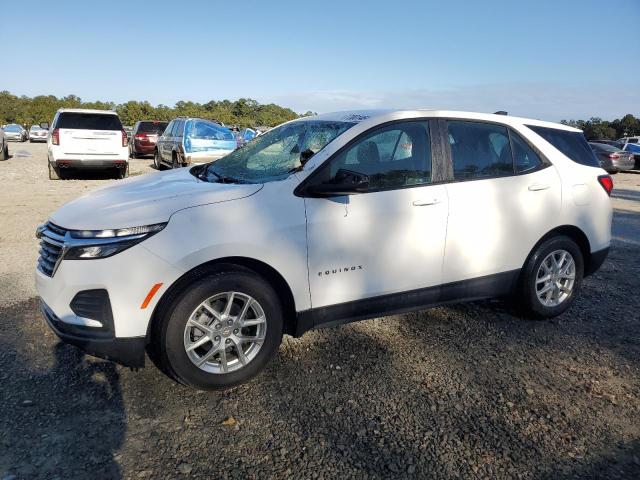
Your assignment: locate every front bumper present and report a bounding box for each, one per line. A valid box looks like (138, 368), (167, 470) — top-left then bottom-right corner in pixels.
(41, 300), (146, 367)
(35, 240), (184, 338)
(30, 136), (47, 142)
(585, 247), (609, 277)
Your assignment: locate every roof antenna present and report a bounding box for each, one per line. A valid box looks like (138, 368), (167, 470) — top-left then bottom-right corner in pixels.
(494, 111), (508, 115)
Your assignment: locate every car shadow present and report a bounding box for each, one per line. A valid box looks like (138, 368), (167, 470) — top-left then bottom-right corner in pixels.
(0, 299), (125, 479)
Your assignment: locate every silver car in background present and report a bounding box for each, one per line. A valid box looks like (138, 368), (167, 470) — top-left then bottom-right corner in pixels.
(3, 124), (26, 142)
(29, 125), (48, 142)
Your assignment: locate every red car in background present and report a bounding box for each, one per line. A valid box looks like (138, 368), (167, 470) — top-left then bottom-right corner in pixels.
(129, 121), (168, 158)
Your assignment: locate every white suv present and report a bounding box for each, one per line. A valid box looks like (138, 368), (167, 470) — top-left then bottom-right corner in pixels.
(36, 110), (613, 390)
(47, 108), (129, 180)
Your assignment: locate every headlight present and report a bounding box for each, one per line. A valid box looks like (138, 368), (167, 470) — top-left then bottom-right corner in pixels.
(65, 223), (166, 260)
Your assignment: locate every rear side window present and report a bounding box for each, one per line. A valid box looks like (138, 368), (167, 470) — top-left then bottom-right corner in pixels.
(511, 132), (543, 173)
(526, 125), (599, 167)
(55, 112), (123, 131)
(447, 121), (513, 180)
(138, 121), (168, 134)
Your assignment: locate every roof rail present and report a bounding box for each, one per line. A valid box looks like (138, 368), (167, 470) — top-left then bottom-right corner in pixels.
(494, 111), (508, 115)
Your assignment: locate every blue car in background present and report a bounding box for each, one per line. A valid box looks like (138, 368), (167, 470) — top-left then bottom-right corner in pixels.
(154, 117), (237, 169)
(623, 142), (640, 169)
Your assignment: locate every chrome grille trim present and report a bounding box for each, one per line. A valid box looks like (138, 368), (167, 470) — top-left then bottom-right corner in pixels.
(37, 222), (69, 277)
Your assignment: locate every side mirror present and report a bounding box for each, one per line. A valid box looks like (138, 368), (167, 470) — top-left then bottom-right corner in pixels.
(40, 122), (49, 130)
(304, 169), (370, 197)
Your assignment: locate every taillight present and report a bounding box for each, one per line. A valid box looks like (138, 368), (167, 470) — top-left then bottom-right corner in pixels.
(608, 153), (620, 159)
(51, 128), (59, 145)
(121, 130), (128, 147)
(598, 174), (613, 196)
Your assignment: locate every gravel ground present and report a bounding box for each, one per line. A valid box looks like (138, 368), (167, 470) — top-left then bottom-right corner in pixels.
(1, 142), (639, 479)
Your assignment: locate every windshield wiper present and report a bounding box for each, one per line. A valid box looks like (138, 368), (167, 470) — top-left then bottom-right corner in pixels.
(210, 170), (243, 184)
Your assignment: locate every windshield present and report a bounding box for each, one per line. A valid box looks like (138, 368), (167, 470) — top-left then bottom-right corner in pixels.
(5, 125), (21, 132)
(198, 120), (355, 184)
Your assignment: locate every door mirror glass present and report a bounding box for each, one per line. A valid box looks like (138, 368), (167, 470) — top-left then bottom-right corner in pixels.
(40, 122), (49, 130)
(305, 169), (370, 197)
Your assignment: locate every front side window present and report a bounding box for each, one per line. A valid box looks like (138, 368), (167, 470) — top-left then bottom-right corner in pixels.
(199, 120), (354, 184)
(163, 121), (175, 138)
(322, 121), (432, 190)
(174, 120), (184, 138)
(448, 121), (513, 180)
(511, 131), (543, 173)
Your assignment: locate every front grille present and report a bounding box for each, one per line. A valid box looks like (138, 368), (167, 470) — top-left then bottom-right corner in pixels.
(37, 222), (69, 277)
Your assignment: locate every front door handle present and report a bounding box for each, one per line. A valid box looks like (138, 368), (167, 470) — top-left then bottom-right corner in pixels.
(528, 183), (550, 191)
(412, 199), (441, 206)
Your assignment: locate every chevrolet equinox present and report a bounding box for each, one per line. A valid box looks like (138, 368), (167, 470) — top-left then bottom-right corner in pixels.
(36, 110), (613, 390)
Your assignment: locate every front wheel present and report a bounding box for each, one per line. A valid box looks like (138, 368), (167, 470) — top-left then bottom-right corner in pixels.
(518, 236), (584, 318)
(1, 145), (7, 161)
(153, 150), (163, 170)
(157, 269), (283, 390)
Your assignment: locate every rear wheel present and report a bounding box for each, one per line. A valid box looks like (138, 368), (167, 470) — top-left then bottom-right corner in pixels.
(1, 145), (7, 161)
(48, 162), (60, 180)
(519, 236), (583, 318)
(157, 269), (283, 390)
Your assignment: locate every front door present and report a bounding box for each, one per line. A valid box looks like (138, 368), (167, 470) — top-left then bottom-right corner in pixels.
(304, 120), (449, 309)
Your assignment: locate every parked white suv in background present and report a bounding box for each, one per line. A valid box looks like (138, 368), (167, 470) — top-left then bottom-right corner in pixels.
(47, 108), (129, 180)
(36, 110), (612, 390)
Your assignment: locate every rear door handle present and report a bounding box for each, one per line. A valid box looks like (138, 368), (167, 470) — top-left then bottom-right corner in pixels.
(528, 183), (550, 191)
(412, 199), (441, 206)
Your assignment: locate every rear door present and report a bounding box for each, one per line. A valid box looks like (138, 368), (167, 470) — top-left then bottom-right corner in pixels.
(158, 120), (175, 162)
(55, 112), (123, 155)
(441, 120), (561, 284)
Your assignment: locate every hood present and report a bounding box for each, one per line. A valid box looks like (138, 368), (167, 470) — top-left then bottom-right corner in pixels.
(50, 168), (263, 229)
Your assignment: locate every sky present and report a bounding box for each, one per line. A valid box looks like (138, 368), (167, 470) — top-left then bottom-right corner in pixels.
(1, 0), (639, 121)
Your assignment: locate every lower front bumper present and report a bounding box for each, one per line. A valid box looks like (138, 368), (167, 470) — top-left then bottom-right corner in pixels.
(41, 300), (146, 367)
(585, 247), (609, 277)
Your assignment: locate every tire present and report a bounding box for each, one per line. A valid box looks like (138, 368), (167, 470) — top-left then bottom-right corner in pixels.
(171, 153), (178, 169)
(1, 145), (7, 161)
(519, 235), (584, 318)
(48, 162), (60, 180)
(153, 150), (163, 170)
(156, 269), (283, 390)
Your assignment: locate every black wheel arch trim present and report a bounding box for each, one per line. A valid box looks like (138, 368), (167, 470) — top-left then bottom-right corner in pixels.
(146, 257), (299, 342)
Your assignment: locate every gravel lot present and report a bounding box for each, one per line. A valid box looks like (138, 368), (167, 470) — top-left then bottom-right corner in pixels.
(1, 142), (639, 479)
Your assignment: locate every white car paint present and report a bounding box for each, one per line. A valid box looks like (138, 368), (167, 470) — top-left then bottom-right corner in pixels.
(36, 110), (612, 345)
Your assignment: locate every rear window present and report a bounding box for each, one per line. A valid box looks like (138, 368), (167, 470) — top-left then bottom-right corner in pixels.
(526, 125), (599, 168)
(55, 112), (123, 131)
(138, 121), (168, 134)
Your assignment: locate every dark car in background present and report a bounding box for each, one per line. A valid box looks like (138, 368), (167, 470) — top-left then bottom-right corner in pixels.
(129, 120), (168, 158)
(589, 142), (635, 173)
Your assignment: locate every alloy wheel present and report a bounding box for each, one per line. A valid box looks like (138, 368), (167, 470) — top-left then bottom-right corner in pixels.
(535, 249), (576, 307)
(183, 292), (267, 374)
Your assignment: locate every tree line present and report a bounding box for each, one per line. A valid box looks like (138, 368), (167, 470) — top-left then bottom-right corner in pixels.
(561, 114), (640, 140)
(0, 91), (311, 128)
